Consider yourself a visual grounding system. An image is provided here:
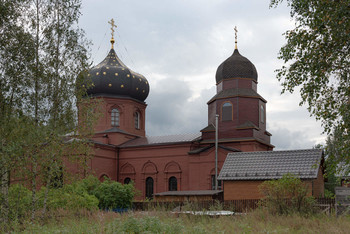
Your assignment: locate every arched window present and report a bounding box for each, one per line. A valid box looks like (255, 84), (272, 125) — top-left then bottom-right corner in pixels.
(124, 177), (131, 184)
(99, 174), (109, 182)
(222, 102), (232, 121)
(260, 105), (265, 123)
(111, 108), (119, 127)
(134, 111), (140, 129)
(145, 177), (154, 199)
(168, 176), (177, 191)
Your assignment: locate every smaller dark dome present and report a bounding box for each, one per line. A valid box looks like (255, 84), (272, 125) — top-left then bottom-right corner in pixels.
(84, 48), (149, 102)
(216, 49), (258, 84)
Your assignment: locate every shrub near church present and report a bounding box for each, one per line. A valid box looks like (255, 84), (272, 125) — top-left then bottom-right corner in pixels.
(259, 174), (315, 215)
(93, 178), (136, 210)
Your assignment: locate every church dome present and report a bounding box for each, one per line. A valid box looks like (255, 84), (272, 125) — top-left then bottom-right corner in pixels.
(84, 43), (149, 102)
(215, 48), (258, 84)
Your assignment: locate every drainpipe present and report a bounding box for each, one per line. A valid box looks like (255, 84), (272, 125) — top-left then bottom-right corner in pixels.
(215, 114), (219, 190)
(116, 147), (120, 182)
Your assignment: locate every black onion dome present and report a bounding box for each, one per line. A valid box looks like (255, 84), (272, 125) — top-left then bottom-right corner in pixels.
(215, 49), (258, 84)
(85, 48), (149, 102)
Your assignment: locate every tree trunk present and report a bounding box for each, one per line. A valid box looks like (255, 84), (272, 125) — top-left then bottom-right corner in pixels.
(41, 178), (50, 218)
(34, 0), (40, 123)
(0, 166), (9, 225)
(41, 163), (53, 218)
(31, 159), (38, 221)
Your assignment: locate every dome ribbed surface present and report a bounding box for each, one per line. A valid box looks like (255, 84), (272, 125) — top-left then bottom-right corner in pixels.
(216, 49), (258, 84)
(85, 49), (149, 102)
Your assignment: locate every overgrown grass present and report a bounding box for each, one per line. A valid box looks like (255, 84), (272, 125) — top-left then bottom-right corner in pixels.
(4, 208), (350, 233)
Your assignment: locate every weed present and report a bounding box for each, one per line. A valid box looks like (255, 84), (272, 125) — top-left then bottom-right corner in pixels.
(3, 207), (350, 233)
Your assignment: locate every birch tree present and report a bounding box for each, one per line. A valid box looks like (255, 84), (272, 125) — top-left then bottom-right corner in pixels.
(1, 0), (95, 222)
(271, 0), (350, 172)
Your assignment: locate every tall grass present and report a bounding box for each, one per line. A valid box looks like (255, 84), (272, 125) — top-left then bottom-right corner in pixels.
(5, 208), (350, 233)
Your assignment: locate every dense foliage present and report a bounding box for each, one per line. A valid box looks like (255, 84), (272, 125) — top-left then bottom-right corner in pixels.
(0, 0), (96, 224)
(270, 0), (350, 173)
(0, 180), (98, 223)
(0, 176), (136, 225)
(93, 178), (136, 210)
(259, 174), (315, 215)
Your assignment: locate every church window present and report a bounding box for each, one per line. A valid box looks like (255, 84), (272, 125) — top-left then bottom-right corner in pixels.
(99, 174), (109, 182)
(260, 105), (265, 123)
(211, 175), (222, 190)
(111, 108), (119, 126)
(145, 177), (154, 199)
(124, 177), (131, 184)
(134, 111), (140, 129)
(222, 102), (232, 121)
(168, 176), (177, 191)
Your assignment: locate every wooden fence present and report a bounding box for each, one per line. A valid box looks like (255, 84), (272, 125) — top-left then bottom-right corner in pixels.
(315, 198), (335, 215)
(133, 198), (335, 213)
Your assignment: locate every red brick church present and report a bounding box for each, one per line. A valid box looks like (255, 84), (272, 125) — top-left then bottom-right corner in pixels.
(79, 27), (275, 200)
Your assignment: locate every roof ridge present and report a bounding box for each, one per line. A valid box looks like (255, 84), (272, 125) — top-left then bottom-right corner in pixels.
(146, 132), (201, 138)
(228, 148), (322, 155)
(220, 149), (323, 181)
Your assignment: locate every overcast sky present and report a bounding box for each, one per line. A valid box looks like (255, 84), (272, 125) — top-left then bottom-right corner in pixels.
(79, 0), (326, 150)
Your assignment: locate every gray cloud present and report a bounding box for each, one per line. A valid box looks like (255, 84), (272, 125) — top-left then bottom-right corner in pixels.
(80, 0), (326, 149)
(145, 77), (215, 135)
(270, 126), (318, 150)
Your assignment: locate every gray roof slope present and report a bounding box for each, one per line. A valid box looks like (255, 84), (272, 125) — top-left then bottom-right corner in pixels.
(200, 124), (215, 132)
(188, 145), (240, 155)
(120, 133), (201, 147)
(208, 88), (266, 104)
(97, 127), (129, 134)
(236, 121), (259, 129)
(218, 149), (323, 181)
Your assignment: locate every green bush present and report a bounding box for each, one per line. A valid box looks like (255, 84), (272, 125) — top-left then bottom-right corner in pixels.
(73, 175), (101, 194)
(40, 187), (98, 211)
(324, 189), (335, 199)
(47, 176), (100, 211)
(1, 175), (136, 225)
(259, 174), (315, 215)
(93, 179), (135, 209)
(7, 184), (32, 221)
(3, 179), (100, 219)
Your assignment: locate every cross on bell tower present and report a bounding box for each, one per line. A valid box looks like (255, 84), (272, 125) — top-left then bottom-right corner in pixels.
(108, 18), (117, 49)
(234, 26), (238, 49)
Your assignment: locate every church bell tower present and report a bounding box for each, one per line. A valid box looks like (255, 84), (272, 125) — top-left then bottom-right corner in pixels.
(201, 27), (273, 151)
(81, 19), (150, 145)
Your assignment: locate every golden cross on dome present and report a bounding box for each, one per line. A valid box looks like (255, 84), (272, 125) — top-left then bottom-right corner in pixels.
(108, 18), (117, 49)
(234, 26), (238, 49)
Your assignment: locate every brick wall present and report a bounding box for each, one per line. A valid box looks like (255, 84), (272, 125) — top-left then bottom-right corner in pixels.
(313, 167), (325, 197)
(223, 168), (325, 200)
(223, 181), (264, 200)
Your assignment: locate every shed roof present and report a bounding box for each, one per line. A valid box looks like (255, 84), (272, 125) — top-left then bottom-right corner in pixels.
(155, 190), (222, 196)
(218, 149), (323, 181)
